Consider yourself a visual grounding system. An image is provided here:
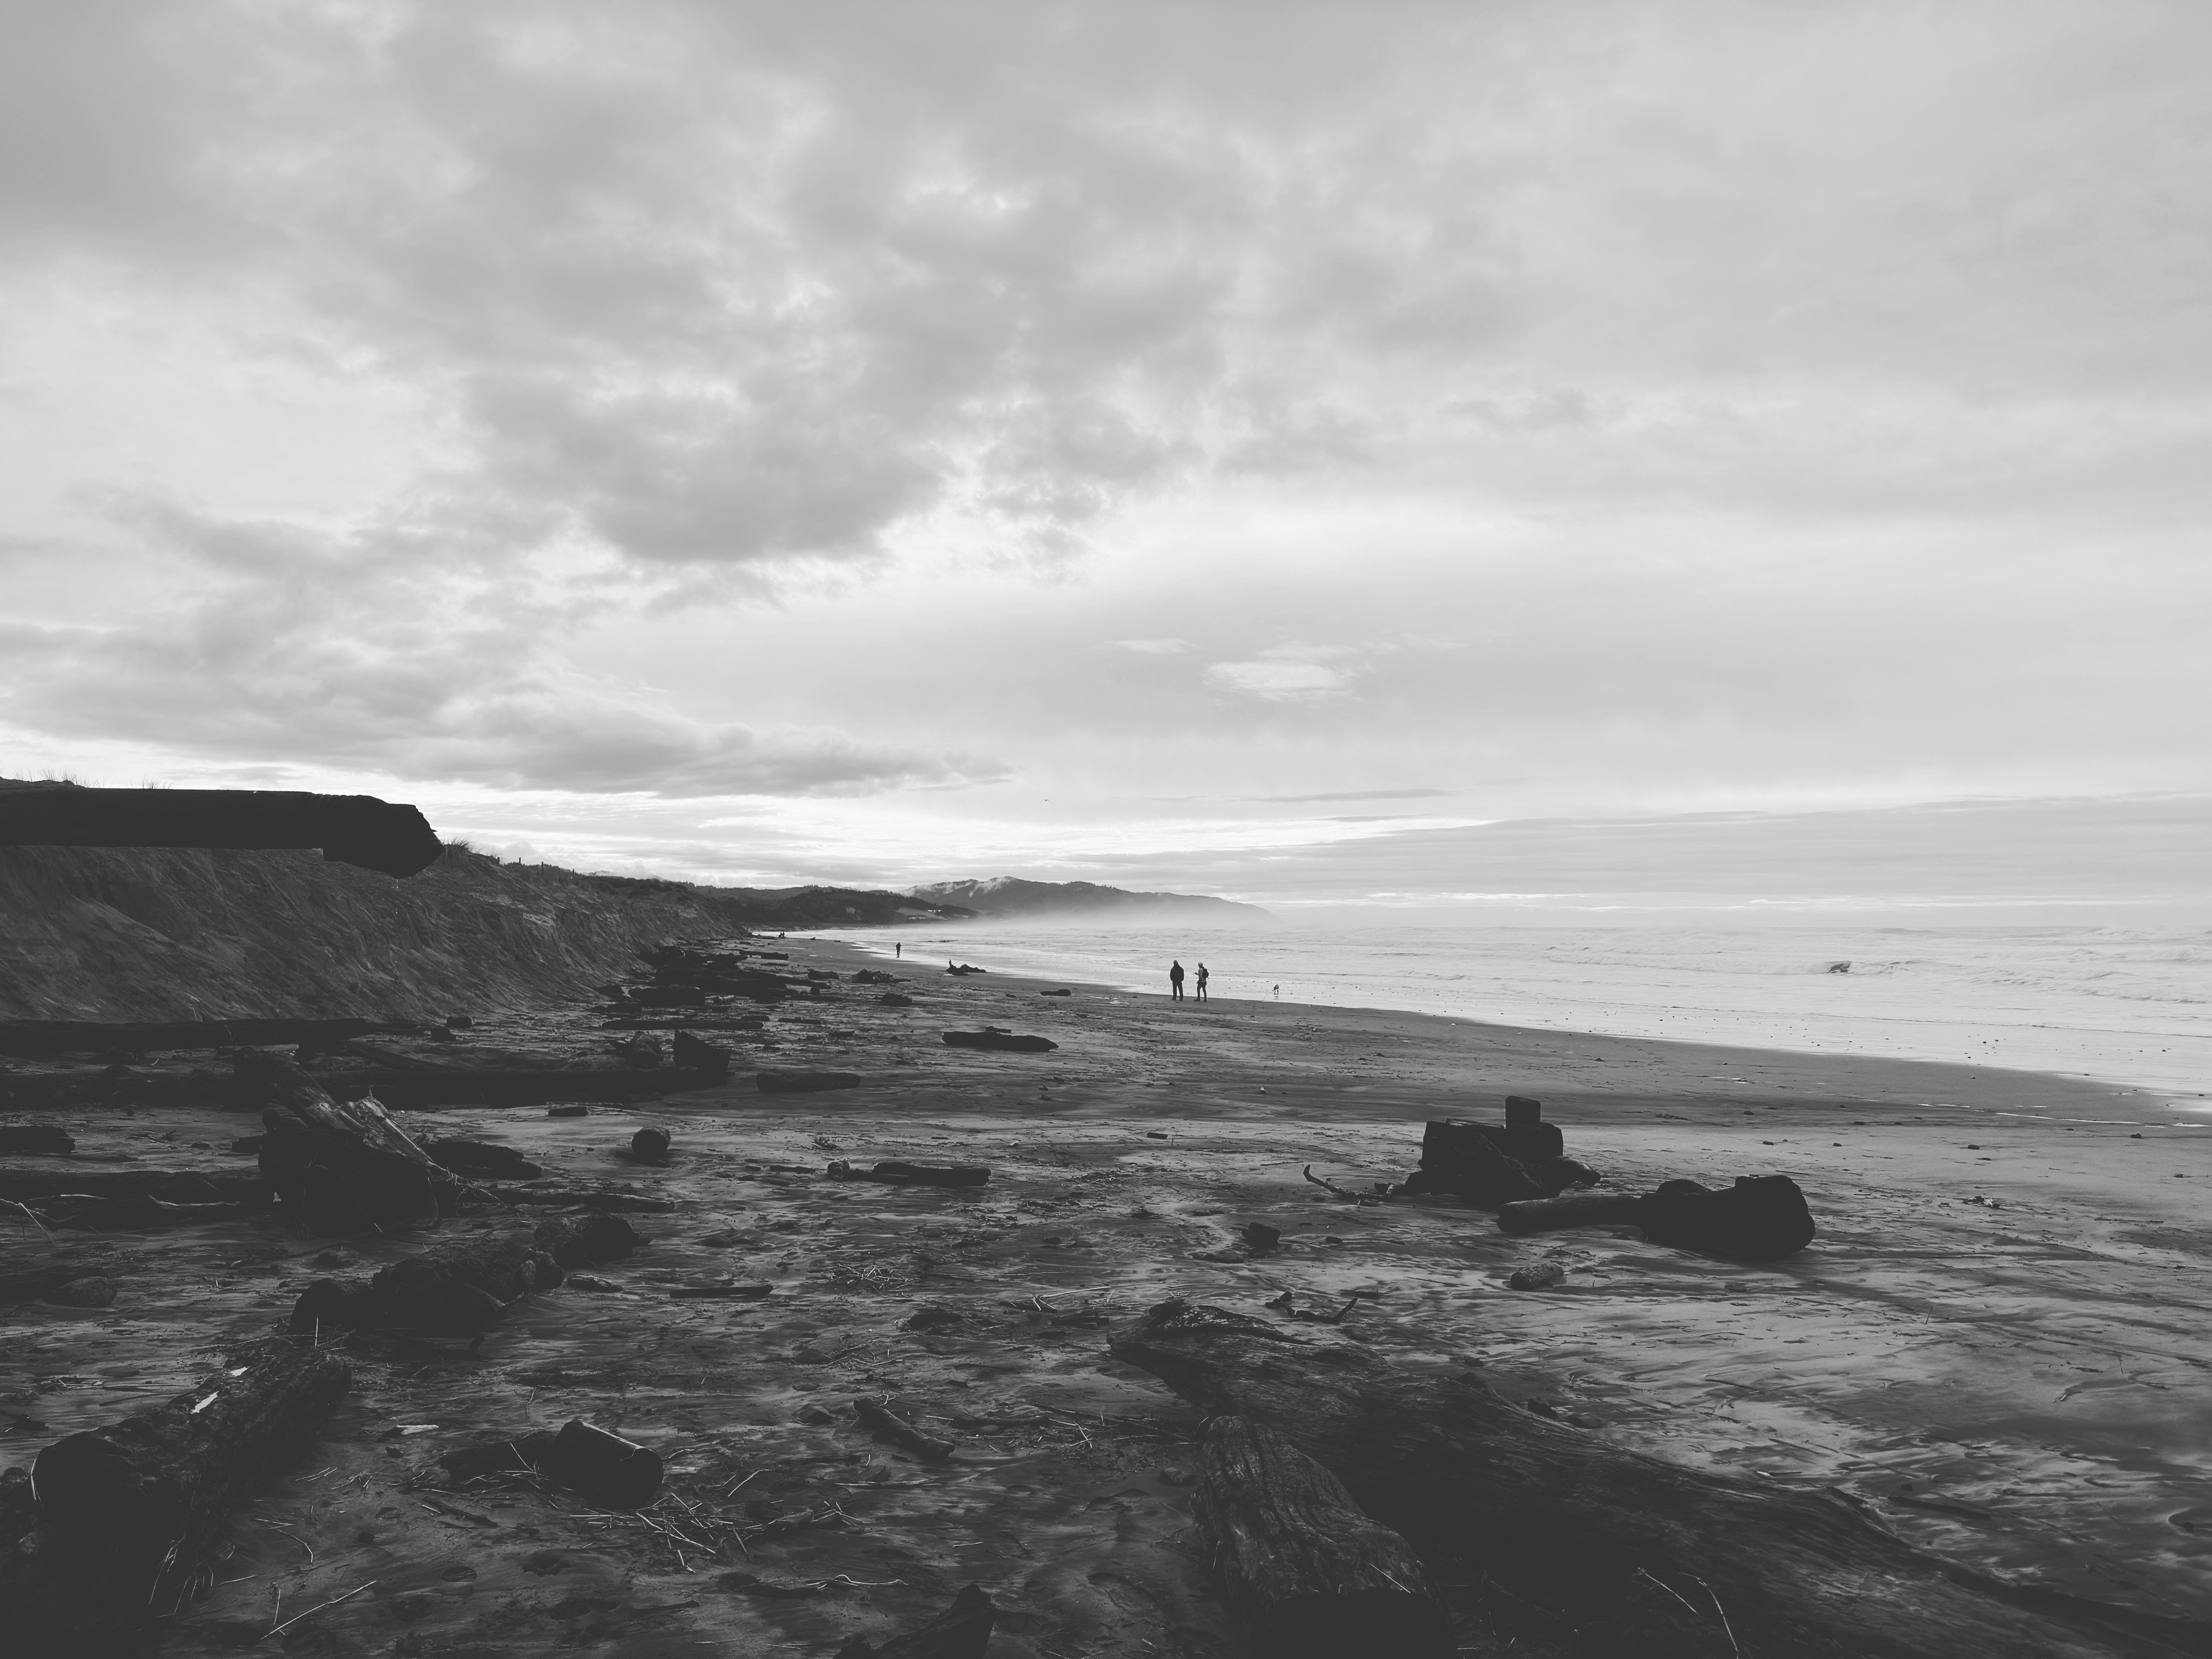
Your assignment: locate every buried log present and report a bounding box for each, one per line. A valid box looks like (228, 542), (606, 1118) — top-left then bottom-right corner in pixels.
(827, 1159), (989, 1189)
(316, 1066), (711, 1108)
(423, 1136), (544, 1181)
(0, 1169), (265, 1206)
(940, 1028), (1057, 1053)
(0, 1339), (350, 1653)
(759, 1069), (865, 1094)
(288, 1225), (559, 1337)
(248, 1050), (463, 1233)
(854, 1398), (955, 1462)
(1194, 1415), (1454, 1659)
(0, 1124), (73, 1154)
(440, 1418), (663, 1508)
(0, 1261), (122, 1306)
(832, 1582), (996, 1659)
(1112, 1299), (2206, 1659)
(0, 782), (442, 877)
(0, 1017), (402, 1060)
(1498, 1175), (1816, 1262)
(534, 1210), (645, 1266)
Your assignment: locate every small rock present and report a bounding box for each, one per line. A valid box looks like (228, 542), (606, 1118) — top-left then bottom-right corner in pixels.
(1506, 1263), (1567, 1292)
(1240, 1222), (1282, 1251)
(796, 1404), (839, 1425)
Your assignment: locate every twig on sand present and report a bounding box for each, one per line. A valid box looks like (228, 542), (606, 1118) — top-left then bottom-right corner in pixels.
(1, 1198), (56, 1244)
(1301, 1166), (1380, 1205)
(264, 1580), (375, 1641)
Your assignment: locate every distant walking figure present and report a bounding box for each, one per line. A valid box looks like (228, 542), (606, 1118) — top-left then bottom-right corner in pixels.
(1169, 960), (1186, 1001)
(1194, 963), (1210, 1002)
(1272, 984), (1280, 1000)
(894, 941), (901, 959)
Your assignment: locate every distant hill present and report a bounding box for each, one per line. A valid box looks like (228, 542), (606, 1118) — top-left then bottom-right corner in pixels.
(908, 877), (1272, 925)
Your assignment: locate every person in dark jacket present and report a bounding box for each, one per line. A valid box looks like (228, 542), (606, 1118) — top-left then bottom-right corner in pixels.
(1169, 960), (1185, 1001)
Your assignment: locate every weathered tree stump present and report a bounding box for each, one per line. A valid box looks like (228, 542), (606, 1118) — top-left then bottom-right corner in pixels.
(246, 1049), (461, 1233)
(1111, 1299), (2203, 1659)
(1397, 1107), (1599, 1207)
(1195, 1414), (1455, 1658)
(0, 1340), (350, 1653)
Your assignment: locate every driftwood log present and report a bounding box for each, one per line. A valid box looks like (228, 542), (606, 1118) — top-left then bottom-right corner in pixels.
(423, 1136), (544, 1181)
(855, 1399), (955, 1461)
(289, 1225), (555, 1336)
(758, 1070), (864, 1093)
(288, 1212), (643, 1335)
(0, 1340), (350, 1654)
(940, 1029), (1057, 1053)
(0, 1168), (267, 1229)
(827, 1160), (989, 1189)
(1195, 1414), (1454, 1658)
(1500, 1176), (1817, 1261)
(0, 1019), (401, 1058)
(0, 783), (441, 877)
(0, 1169), (264, 1206)
(1112, 1299), (2206, 1659)
(834, 1583), (997, 1658)
(248, 1050), (462, 1232)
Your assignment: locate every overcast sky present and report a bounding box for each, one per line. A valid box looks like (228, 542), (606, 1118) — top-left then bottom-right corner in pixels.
(3, 2), (2207, 912)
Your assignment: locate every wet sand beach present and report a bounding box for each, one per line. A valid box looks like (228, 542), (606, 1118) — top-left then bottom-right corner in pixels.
(4, 936), (2208, 1655)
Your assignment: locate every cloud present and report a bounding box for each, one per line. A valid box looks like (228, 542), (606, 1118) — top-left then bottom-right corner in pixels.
(1112, 638), (1192, 654)
(1242, 788), (1452, 802)
(1204, 659), (1357, 700)
(0, 506), (1002, 798)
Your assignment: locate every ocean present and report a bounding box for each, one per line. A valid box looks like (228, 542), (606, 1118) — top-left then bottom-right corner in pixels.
(842, 920), (2212, 1108)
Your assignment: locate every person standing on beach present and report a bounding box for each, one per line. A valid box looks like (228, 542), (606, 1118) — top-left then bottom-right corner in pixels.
(894, 941), (901, 959)
(1169, 960), (1185, 1001)
(1195, 963), (1209, 1002)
